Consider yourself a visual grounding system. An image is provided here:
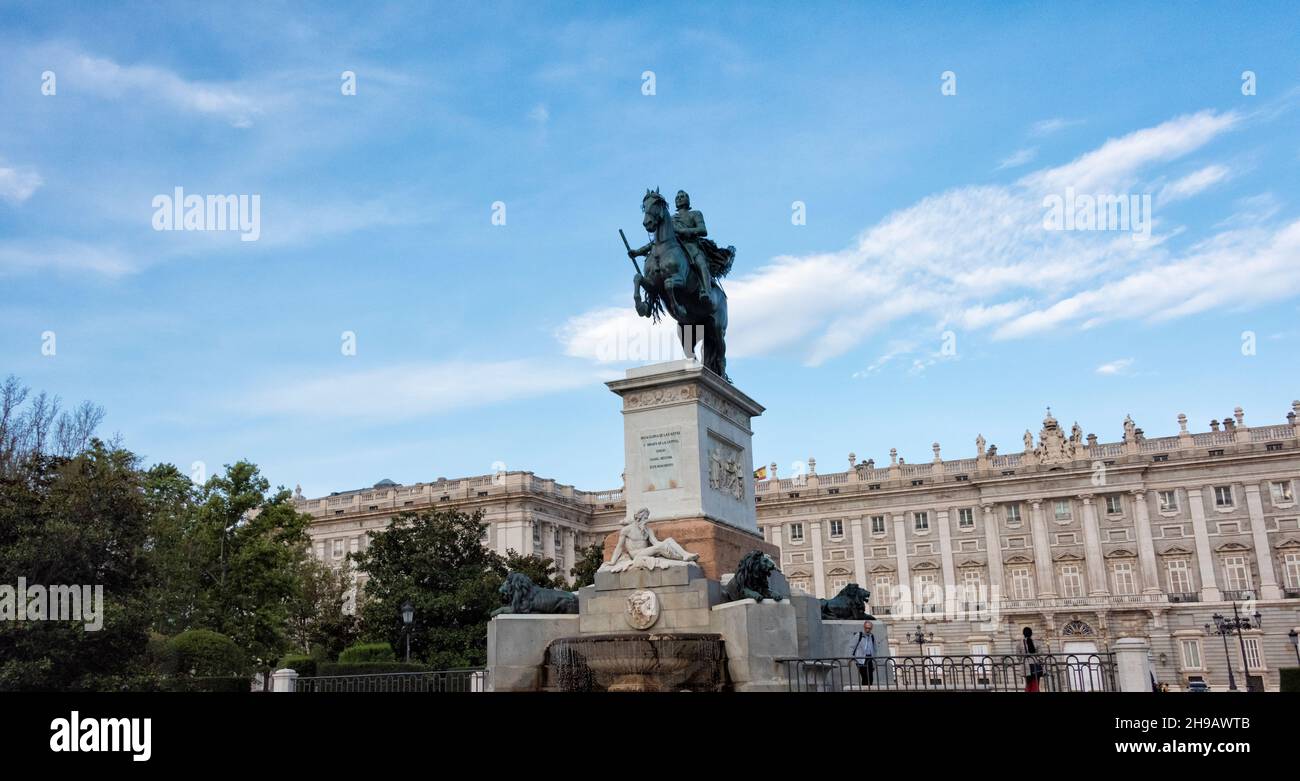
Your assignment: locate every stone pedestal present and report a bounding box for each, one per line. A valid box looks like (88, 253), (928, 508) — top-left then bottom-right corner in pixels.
(608, 360), (764, 534)
(709, 599), (799, 691)
(578, 563), (721, 634)
(487, 613), (582, 692)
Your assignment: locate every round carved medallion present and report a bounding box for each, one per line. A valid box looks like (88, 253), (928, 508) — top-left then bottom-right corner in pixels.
(625, 589), (660, 630)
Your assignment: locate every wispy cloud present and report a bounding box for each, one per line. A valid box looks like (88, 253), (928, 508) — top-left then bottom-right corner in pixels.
(997, 147), (1038, 170)
(66, 51), (262, 127)
(1095, 358), (1135, 375)
(1158, 164), (1231, 205)
(559, 108), (1286, 366)
(238, 359), (614, 422)
(1030, 117), (1083, 137)
(0, 161), (42, 204)
(0, 239), (136, 276)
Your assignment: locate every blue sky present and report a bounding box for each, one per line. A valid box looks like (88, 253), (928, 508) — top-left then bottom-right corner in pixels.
(2, 1), (1298, 496)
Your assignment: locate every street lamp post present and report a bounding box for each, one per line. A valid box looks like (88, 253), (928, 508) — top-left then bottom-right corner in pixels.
(907, 625), (935, 688)
(400, 600), (415, 664)
(1204, 603), (1262, 692)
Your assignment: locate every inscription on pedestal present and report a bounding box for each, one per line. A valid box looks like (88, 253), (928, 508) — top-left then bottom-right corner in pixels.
(640, 428), (682, 491)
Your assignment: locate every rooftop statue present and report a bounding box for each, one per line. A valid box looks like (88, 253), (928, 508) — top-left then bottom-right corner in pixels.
(599, 507), (700, 573)
(622, 189), (735, 380)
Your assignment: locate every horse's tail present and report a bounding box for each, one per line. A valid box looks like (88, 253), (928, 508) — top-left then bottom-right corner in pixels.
(644, 287), (666, 322)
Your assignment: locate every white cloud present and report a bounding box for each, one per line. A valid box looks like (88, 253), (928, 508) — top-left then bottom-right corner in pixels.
(1158, 164), (1231, 205)
(1095, 358), (1135, 375)
(1030, 118), (1083, 137)
(557, 107), (1289, 366)
(239, 359), (613, 421)
(0, 162), (42, 204)
(0, 240), (136, 276)
(528, 103), (550, 124)
(64, 50), (261, 127)
(997, 147), (1038, 170)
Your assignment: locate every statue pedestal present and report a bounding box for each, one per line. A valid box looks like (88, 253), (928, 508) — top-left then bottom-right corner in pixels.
(608, 359), (764, 533)
(606, 359), (773, 580)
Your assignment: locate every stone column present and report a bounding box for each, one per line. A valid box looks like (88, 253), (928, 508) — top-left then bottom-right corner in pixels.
(270, 668), (299, 693)
(562, 527), (576, 582)
(1113, 637), (1152, 692)
(893, 513), (911, 616)
(849, 517), (867, 587)
(936, 509), (957, 612)
(541, 520), (555, 561)
(1130, 490), (1161, 594)
(810, 520), (826, 598)
(1186, 488), (1221, 602)
(981, 504), (1004, 598)
(1029, 500), (1057, 598)
(1244, 485), (1282, 599)
(1079, 495), (1109, 596)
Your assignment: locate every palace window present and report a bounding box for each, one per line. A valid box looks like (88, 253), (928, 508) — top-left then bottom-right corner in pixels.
(532, 523), (542, 549)
(1059, 565), (1083, 598)
(1158, 490), (1179, 512)
(830, 576), (849, 592)
(1004, 504), (1022, 524)
(1105, 495), (1123, 515)
(913, 573), (939, 612)
(958, 508), (975, 528)
(874, 575), (894, 608)
(789, 523), (804, 542)
(1166, 559), (1191, 593)
(1009, 567), (1034, 600)
(1111, 561), (1136, 595)
(1179, 639), (1202, 670)
(332, 539), (345, 559)
(554, 528), (562, 552)
(789, 578), (811, 594)
(1214, 486), (1234, 508)
(1222, 555), (1251, 592)
(914, 511), (930, 531)
(960, 569), (983, 607)
(1271, 480), (1295, 504)
(1053, 500), (1071, 521)
(1243, 637), (1263, 671)
(1285, 553), (1300, 589)
(871, 515), (886, 534)
(829, 519), (844, 538)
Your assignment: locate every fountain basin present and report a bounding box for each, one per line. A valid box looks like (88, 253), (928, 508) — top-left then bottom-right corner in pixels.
(545, 633), (727, 692)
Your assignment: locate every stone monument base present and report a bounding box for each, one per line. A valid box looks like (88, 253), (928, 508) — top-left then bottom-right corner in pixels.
(602, 517), (779, 582)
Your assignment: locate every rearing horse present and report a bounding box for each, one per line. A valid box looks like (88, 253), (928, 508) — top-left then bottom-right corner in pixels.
(632, 189), (730, 380)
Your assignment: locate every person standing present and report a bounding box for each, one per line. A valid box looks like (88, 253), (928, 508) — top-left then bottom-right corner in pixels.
(1022, 626), (1043, 692)
(849, 620), (877, 687)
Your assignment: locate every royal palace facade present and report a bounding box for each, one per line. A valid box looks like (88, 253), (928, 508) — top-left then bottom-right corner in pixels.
(296, 400), (1300, 691)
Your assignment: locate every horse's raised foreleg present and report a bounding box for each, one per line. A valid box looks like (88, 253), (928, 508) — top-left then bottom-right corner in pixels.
(633, 273), (649, 318)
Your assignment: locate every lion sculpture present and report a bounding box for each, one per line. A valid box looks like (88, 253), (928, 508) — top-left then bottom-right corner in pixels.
(490, 572), (579, 616)
(720, 551), (783, 603)
(819, 583), (874, 620)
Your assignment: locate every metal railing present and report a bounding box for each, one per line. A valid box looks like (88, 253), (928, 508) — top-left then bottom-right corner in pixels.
(780, 653), (1117, 692)
(296, 669), (486, 693)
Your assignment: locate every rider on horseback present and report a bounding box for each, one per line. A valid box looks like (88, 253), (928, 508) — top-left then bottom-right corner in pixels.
(628, 190), (731, 304)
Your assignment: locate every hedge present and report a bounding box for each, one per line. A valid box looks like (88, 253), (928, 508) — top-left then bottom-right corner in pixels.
(164, 676), (251, 693)
(337, 642), (396, 664)
(164, 630), (247, 677)
(277, 655), (318, 677)
(1281, 667), (1300, 693)
(317, 661), (429, 677)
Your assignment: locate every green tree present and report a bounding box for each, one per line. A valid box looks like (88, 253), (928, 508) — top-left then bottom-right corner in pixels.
(569, 542), (605, 588)
(353, 509), (506, 668)
(146, 460), (311, 674)
(504, 550), (565, 590)
(0, 440), (154, 690)
(286, 554), (358, 659)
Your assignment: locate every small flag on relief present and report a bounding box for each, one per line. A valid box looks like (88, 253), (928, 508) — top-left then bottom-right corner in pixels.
(753, 466), (767, 481)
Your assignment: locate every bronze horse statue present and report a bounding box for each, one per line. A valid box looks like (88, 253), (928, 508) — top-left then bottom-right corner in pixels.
(629, 189), (731, 380)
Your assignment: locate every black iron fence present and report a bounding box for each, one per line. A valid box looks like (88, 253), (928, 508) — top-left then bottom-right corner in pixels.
(295, 669), (487, 692)
(779, 653), (1116, 692)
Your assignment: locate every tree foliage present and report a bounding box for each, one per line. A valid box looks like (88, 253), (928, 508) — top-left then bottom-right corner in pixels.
(569, 542), (605, 588)
(352, 509), (507, 668)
